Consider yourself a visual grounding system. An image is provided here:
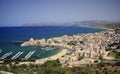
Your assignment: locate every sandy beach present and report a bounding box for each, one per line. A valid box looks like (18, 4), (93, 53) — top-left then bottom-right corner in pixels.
(19, 49), (68, 65)
(35, 49), (67, 64)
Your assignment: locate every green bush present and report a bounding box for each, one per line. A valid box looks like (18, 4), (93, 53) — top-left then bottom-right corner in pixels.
(97, 62), (106, 67)
(115, 61), (120, 66)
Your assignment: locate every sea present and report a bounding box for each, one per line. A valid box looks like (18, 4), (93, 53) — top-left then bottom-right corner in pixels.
(0, 26), (103, 59)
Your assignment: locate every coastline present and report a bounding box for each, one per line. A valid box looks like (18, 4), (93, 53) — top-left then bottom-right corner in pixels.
(76, 25), (108, 30)
(19, 49), (68, 65)
(35, 49), (67, 64)
(18, 26), (106, 65)
(75, 25), (114, 30)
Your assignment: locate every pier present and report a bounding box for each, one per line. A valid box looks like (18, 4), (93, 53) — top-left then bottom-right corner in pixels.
(0, 52), (13, 59)
(24, 51), (36, 60)
(0, 49), (2, 53)
(11, 52), (24, 59)
(0, 51), (36, 60)
(11, 40), (25, 43)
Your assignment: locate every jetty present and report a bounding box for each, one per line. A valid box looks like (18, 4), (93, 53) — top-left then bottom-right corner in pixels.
(12, 40), (25, 43)
(24, 51), (36, 60)
(0, 49), (2, 53)
(0, 52), (12, 59)
(11, 52), (24, 59)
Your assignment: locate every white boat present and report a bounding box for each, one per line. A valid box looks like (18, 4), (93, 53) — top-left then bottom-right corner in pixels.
(41, 47), (55, 51)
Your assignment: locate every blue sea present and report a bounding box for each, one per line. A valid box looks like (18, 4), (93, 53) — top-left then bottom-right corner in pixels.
(0, 26), (103, 59)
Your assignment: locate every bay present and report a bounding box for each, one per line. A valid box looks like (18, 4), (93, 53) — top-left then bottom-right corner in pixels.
(0, 26), (103, 59)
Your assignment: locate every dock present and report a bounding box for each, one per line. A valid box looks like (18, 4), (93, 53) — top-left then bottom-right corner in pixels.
(0, 50), (36, 60)
(11, 52), (24, 59)
(11, 40), (25, 43)
(24, 51), (36, 60)
(0, 52), (12, 59)
(0, 49), (2, 53)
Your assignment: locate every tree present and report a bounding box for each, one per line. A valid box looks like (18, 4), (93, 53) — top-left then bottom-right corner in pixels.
(97, 62), (105, 67)
(99, 55), (104, 62)
(115, 61), (120, 66)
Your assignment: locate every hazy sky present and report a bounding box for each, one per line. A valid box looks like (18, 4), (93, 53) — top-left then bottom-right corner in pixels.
(0, 0), (120, 26)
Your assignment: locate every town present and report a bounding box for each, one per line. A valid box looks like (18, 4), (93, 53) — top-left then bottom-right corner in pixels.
(21, 29), (120, 67)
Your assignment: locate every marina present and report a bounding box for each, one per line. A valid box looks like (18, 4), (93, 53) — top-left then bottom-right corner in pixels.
(0, 51), (36, 60)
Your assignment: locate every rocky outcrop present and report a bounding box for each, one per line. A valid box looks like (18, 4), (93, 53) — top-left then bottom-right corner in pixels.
(21, 38), (36, 47)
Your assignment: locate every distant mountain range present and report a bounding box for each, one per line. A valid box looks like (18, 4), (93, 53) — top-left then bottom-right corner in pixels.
(24, 22), (66, 26)
(24, 20), (120, 26)
(73, 20), (111, 25)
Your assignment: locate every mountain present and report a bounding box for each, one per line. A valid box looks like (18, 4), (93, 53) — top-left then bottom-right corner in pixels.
(71, 20), (118, 26)
(79, 20), (112, 25)
(23, 20), (120, 26)
(24, 22), (67, 26)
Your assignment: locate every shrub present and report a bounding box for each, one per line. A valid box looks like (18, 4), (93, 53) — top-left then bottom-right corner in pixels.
(97, 62), (106, 67)
(99, 68), (102, 70)
(104, 68), (107, 70)
(114, 70), (117, 72)
(115, 61), (120, 66)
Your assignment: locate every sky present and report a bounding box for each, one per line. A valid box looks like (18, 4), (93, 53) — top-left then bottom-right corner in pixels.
(0, 0), (120, 26)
